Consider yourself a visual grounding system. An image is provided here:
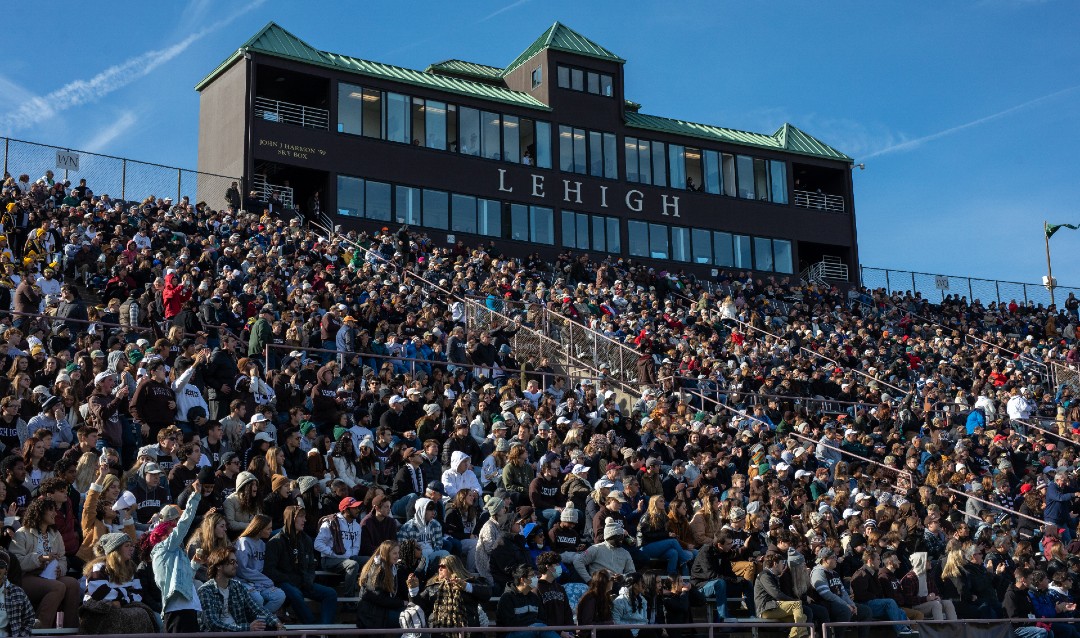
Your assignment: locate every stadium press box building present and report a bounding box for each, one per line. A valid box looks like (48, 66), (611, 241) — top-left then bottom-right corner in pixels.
(196, 22), (860, 281)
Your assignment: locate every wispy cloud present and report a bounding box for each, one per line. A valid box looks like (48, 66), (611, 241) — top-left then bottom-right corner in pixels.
(862, 83), (1080, 159)
(481, 0), (530, 22)
(0, 0), (264, 133)
(82, 111), (138, 153)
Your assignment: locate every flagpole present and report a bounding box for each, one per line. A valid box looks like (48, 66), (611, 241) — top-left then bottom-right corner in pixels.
(1046, 219), (1056, 307)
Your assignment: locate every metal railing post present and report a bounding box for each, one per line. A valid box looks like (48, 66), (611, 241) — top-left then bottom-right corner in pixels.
(968, 277), (973, 302)
(911, 271), (916, 293)
(996, 280), (1001, 306)
(884, 269), (890, 293)
(121, 159), (126, 200)
(1024, 283), (1029, 305)
(176, 169), (182, 202)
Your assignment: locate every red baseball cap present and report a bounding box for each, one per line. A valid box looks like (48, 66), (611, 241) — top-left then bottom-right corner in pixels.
(339, 497), (362, 512)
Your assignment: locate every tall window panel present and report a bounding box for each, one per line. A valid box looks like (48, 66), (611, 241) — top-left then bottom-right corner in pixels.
(509, 204), (529, 241)
(337, 175), (363, 217)
(385, 93), (409, 143)
(736, 155), (755, 199)
(459, 107), (480, 156)
(478, 199), (501, 237)
(703, 151), (721, 194)
(692, 228), (712, 264)
(769, 160), (788, 204)
(733, 234), (752, 268)
(451, 194), (477, 234)
(362, 89), (382, 138)
(628, 220), (648, 257)
(754, 237), (774, 272)
(625, 137), (640, 183)
(773, 239), (793, 274)
(535, 121), (551, 169)
(395, 186), (420, 225)
(671, 226), (690, 262)
(530, 206), (554, 244)
(425, 101), (447, 150)
(337, 83), (363, 134)
(410, 98), (426, 146)
(648, 223), (668, 259)
(668, 145), (686, 190)
(422, 189), (448, 230)
(603, 133), (618, 179)
(502, 115), (520, 163)
(713, 231), (734, 267)
(365, 180), (392, 221)
(481, 112), (501, 160)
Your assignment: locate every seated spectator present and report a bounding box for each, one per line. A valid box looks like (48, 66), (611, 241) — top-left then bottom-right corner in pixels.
(574, 518), (635, 584)
(360, 493), (400, 557)
(0, 551), (37, 638)
(234, 514), (286, 613)
(315, 495), (364, 598)
(850, 549), (917, 636)
(413, 554), (491, 633)
(612, 572), (650, 636)
(498, 563), (560, 638)
(10, 497), (79, 629)
(754, 552), (809, 638)
(636, 495), (693, 576)
(80, 532), (157, 634)
(223, 471), (261, 533)
(263, 505), (336, 624)
(398, 496), (449, 567)
(185, 509), (231, 582)
(197, 546), (282, 632)
(576, 569), (617, 638)
(357, 540), (416, 630)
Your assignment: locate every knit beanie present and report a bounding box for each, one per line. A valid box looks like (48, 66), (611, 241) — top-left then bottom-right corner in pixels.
(484, 494), (505, 518)
(560, 502), (579, 523)
(98, 532), (132, 556)
(271, 474), (290, 493)
(603, 517), (624, 541)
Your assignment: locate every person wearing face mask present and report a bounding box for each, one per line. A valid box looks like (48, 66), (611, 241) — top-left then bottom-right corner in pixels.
(535, 551), (574, 634)
(754, 552), (809, 638)
(498, 564), (560, 638)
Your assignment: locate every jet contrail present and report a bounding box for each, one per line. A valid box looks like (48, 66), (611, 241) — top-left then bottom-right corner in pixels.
(862, 83), (1080, 159)
(0, 0), (264, 133)
(482, 0), (530, 22)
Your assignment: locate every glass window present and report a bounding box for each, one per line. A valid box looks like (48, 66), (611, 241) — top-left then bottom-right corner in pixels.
(628, 220), (648, 257)
(769, 160), (788, 204)
(671, 226), (690, 262)
(572, 128), (587, 175)
(587, 72), (600, 94)
(571, 68), (584, 91)
(589, 131), (604, 177)
(385, 93), (409, 143)
(668, 145), (686, 190)
(459, 107), (480, 156)
(557, 66), (570, 88)
(365, 180), (391, 221)
(425, 100), (446, 150)
(559, 126), (574, 173)
(651, 141), (667, 187)
(337, 83), (363, 134)
(451, 194), (477, 234)
(531, 66), (542, 89)
(754, 158), (769, 201)
(649, 223), (668, 259)
(685, 148), (703, 191)
(721, 153), (736, 197)
(606, 217), (620, 253)
(422, 189), (448, 230)
(395, 185), (420, 225)
(625, 137), (639, 183)
(773, 239), (793, 274)
(736, 155), (755, 199)
(410, 97), (426, 146)
(703, 150), (720, 194)
(713, 231), (733, 267)
(733, 234), (752, 268)
(446, 104), (458, 151)
(535, 121), (551, 169)
(481, 112), (501, 159)
(362, 89), (382, 138)
(510, 204), (528, 241)
(600, 74), (613, 97)
(576, 212), (589, 249)
(637, 139), (651, 186)
(531, 206), (554, 244)
(603, 133), (617, 179)
(692, 228), (712, 264)
(502, 115), (520, 163)
(478, 199), (501, 237)
(336, 175), (363, 217)
(754, 237), (774, 271)
(591, 215), (605, 252)
(519, 118), (536, 166)
(561, 211), (577, 248)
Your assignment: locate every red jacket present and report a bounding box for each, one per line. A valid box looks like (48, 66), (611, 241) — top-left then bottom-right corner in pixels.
(161, 273), (190, 319)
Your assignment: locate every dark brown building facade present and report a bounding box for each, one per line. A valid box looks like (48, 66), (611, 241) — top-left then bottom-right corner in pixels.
(197, 22), (859, 281)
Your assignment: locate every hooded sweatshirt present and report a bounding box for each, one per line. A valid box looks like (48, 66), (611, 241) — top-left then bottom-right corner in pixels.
(441, 451), (482, 499)
(397, 496), (443, 560)
(311, 365), (338, 423)
(223, 471), (259, 532)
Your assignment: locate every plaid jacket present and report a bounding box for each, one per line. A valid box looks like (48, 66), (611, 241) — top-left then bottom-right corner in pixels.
(197, 578), (278, 632)
(1, 582), (37, 637)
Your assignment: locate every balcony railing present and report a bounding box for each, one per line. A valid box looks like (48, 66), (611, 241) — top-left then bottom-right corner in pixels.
(801, 256), (849, 283)
(793, 189), (845, 212)
(253, 97), (329, 130)
(252, 174), (295, 208)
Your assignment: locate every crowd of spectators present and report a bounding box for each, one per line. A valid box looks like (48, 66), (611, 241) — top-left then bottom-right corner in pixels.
(0, 167), (1079, 638)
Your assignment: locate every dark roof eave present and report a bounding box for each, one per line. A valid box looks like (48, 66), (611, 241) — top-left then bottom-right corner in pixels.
(625, 117), (853, 164)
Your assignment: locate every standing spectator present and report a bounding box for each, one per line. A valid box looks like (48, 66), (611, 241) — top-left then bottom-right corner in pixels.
(145, 483), (203, 633)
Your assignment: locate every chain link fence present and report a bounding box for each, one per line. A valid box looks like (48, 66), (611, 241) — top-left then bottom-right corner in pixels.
(860, 265), (1079, 307)
(1, 136), (239, 207)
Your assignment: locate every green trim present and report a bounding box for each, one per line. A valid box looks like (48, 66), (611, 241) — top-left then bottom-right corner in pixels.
(196, 22), (548, 110)
(625, 112), (852, 162)
(502, 21), (624, 76)
(426, 59), (504, 82)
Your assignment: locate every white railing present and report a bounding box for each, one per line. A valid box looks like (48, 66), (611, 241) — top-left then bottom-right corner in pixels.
(793, 189), (845, 212)
(253, 96), (329, 130)
(252, 174), (295, 208)
(804, 257), (849, 282)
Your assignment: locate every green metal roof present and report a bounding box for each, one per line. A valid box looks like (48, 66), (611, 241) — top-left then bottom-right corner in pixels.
(426, 59), (504, 82)
(196, 22), (549, 111)
(502, 21), (624, 76)
(625, 112), (852, 162)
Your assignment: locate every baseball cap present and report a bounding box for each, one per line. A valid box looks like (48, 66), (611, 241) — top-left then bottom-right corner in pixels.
(339, 497), (362, 512)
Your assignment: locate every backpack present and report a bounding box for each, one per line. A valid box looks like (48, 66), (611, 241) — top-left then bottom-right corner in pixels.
(399, 602), (426, 638)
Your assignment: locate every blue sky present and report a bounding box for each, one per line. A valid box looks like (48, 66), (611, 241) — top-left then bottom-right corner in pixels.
(2, 0), (1078, 286)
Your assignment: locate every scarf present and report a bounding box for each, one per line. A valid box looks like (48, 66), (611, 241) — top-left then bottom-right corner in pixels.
(430, 579), (468, 629)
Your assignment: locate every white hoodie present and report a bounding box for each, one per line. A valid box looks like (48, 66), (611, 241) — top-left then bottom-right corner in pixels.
(442, 451), (481, 499)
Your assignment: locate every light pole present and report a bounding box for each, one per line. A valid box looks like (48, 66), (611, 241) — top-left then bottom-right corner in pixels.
(1046, 219), (1057, 306)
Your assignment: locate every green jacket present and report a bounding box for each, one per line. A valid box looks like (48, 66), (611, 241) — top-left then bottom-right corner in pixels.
(248, 317), (273, 357)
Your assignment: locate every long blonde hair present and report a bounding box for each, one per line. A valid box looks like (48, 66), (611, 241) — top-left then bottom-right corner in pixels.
(84, 547), (135, 584)
(426, 553), (470, 586)
(359, 540), (398, 595)
(940, 544), (965, 580)
(187, 511), (229, 554)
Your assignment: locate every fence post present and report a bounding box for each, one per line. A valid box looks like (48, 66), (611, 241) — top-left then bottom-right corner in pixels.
(996, 281), (1001, 306)
(120, 159), (126, 200)
(885, 269), (890, 294)
(911, 271), (916, 294)
(968, 278), (973, 302)
(176, 169), (182, 202)
(2, 137), (7, 176)
(1023, 284), (1029, 306)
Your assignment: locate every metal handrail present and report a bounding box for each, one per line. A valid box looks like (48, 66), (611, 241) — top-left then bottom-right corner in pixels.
(253, 96), (329, 130)
(823, 617), (1080, 638)
(7, 306), (242, 343)
(793, 189), (845, 212)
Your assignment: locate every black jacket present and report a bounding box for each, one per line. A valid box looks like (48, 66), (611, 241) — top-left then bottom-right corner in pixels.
(490, 535), (530, 591)
(264, 530), (316, 590)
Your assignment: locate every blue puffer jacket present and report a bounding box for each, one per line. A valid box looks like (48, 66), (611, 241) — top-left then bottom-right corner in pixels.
(151, 491), (202, 607)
